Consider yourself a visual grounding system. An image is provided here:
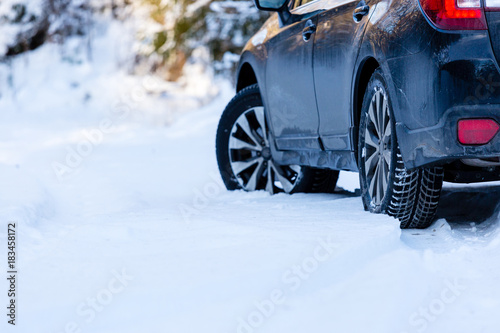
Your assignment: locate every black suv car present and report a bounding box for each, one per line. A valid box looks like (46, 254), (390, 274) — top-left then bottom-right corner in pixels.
(216, 0), (500, 228)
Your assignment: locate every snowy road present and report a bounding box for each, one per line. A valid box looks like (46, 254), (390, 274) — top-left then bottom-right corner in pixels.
(2, 40), (500, 333)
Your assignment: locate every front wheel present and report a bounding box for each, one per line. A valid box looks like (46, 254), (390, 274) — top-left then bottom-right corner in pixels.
(216, 84), (339, 194)
(358, 69), (444, 229)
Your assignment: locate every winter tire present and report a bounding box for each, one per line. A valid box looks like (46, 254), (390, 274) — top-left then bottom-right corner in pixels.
(216, 84), (339, 194)
(358, 69), (444, 229)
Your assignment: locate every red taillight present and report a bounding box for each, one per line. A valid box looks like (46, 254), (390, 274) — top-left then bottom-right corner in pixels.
(458, 119), (500, 145)
(420, 0), (487, 30)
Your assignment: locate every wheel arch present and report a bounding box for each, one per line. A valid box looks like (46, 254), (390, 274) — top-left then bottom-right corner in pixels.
(236, 62), (258, 92)
(352, 57), (380, 164)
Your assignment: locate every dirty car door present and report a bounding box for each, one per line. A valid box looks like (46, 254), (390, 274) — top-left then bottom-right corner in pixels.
(266, 1), (325, 150)
(313, 0), (373, 151)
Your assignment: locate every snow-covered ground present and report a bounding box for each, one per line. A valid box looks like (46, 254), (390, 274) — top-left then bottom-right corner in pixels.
(1, 18), (500, 333)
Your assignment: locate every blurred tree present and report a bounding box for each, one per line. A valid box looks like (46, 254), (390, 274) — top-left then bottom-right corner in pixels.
(0, 0), (94, 56)
(0, 0), (48, 56)
(135, 0), (269, 81)
(0, 0), (268, 81)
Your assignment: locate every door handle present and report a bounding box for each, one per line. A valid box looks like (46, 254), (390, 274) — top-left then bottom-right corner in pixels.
(302, 19), (316, 42)
(353, 4), (370, 22)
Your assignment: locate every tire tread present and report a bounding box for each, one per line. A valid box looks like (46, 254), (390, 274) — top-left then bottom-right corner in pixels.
(403, 167), (444, 229)
(387, 151), (419, 223)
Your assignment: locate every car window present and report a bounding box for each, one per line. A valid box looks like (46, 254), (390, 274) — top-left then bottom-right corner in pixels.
(299, 0), (317, 6)
(290, 0), (302, 9)
(291, 0), (321, 10)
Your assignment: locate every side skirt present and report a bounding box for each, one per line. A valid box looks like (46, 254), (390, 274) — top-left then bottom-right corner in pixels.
(271, 147), (359, 172)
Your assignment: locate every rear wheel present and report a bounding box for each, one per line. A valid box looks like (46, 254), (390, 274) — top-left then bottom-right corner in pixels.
(216, 84), (339, 194)
(358, 69), (444, 229)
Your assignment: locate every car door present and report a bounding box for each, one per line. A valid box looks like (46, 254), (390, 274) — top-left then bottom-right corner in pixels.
(266, 1), (325, 151)
(313, 0), (373, 150)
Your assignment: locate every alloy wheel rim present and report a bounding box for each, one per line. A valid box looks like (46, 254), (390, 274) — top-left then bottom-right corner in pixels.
(228, 107), (302, 194)
(363, 87), (392, 206)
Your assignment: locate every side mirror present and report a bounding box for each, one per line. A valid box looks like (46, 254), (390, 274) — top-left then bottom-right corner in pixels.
(253, 0), (289, 11)
(254, 0), (292, 26)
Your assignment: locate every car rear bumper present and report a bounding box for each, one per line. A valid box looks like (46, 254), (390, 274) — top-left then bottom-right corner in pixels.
(397, 104), (500, 169)
(382, 19), (500, 170)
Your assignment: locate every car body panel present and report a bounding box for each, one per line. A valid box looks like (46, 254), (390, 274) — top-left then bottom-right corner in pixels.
(313, 0), (373, 151)
(265, 13), (321, 150)
(486, 12), (500, 67)
(236, 0), (500, 175)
